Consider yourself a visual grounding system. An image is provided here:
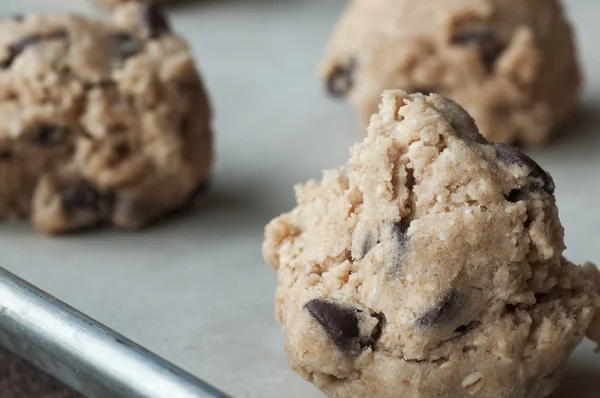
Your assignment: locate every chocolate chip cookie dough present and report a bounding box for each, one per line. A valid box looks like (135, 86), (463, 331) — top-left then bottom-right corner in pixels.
(263, 91), (600, 398)
(320, 0), (581, 146)
(0, 3), (212, 234)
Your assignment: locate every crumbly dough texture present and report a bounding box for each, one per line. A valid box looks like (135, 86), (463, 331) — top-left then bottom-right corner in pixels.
(320, 0), (581, 146)
(0, 3), (212, 234)
(264, 91), (600, 398)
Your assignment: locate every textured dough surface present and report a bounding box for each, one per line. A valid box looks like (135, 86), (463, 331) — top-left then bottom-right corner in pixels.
(264, 90), (599, 398)
(320, 0), (581, 146)
(0, 3), (212, 234)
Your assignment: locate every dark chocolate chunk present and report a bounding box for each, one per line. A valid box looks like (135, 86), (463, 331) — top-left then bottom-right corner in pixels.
(359, 312), (384, 349)
(417, 290), (464, 326)
(454, 320), (480, 334)
(413, 87), (436, 96)
(393, 220), (411, 247)
(360, 234), (378, 260)
(494, 143), (555, 194)
(113, 142), (131, 158)
(304, 299), (360, 351)
(452, 27), (504, 72)
(0, 148), (11, 160)
(433, 98), (488, 144)
(31, 124), (69, 146)
(326, 59), (356, 98)
(61, 180), (116, 219)
(0, 29), (68, 69)
(189, 181), (209, 202)
(505, 189), (523, 203)
(111, 32), (139, 58)
(141, 3), (171, 39)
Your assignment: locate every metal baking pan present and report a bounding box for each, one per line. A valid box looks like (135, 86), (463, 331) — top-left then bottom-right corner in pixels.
(0, 267), (230, 398)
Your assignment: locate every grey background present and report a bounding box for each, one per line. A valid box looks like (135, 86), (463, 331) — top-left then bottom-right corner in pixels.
(0, 0), (598, 397)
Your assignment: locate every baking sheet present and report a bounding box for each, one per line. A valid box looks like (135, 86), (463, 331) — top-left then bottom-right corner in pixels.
(0, 0), (598, 397)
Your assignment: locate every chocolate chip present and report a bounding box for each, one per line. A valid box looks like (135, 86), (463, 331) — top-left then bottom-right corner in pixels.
(61, 180), (116, 219)
(417, 290), (464, 326)
(393, 220), (411, 247)
(505, 189), (522, 203)
(433, 98), (488, 144)
(114, 142), (131, 158)
(454, 320), (480, 335)
(189, 181), (209, 202)
(111, 32), (139, 58)
(12, 15), (24, 22)
(326, 59), (355, 98)
(0, 148), (11, 160)
(452, 27), (504, 72)
(360, 234), (378, 260)
(1, 29), (68, 69)
(141, 3), (171, 39)
(494, 143), (555, 194)
(30, 124), (69, 146)
(304, 299), (360, 351)
(413, 87), (436, 96)
(359, 312), (384, 349)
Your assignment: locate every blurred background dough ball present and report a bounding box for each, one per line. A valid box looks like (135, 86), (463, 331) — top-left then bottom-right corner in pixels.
(320, 0), (581, 146)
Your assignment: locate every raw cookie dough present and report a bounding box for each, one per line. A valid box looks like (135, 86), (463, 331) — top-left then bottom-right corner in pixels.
(320, 0), (581, 146)
(263, 91), (600, 398)
(0, 3), (212, 234)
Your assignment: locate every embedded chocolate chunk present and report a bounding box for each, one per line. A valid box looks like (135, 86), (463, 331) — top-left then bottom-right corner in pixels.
(111, 32), (139, 59)
(61, 180), (115, 219)
(432, 98), (487, 144)
(494, 143), (555, 194)
(359, 312), (384, 348)
(0, 29), (68, 69)
(413, 87), (436, 96)
(0, 148), (11, 160)
(141, 3), (171, 39)
(360, 234), (378, 259)
(30, 124), (69, 146)
(393, 220), (411, 247)
(452, 27), (504, 72)
(304, 299), (360, 351)
(326, 60), (356, 98)
(505, 189), (523, 203)
(417, 290), (464, 326)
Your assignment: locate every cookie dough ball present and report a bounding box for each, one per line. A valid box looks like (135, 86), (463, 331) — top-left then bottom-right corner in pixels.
(320, 0), (581, 146)
(0, 3), (212, 234)
(263, 91), (599, 398)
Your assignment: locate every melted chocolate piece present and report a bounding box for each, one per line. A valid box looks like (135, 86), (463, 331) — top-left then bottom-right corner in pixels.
(494, 143), (555, 194)
(433, 98), (487, 144)
(417, 290), (464, 326)
(326, 59), (356, 98)
(1, 29), (68, 69)
(30, 124), (69, 146)
(61, 180), (115, 219)
(413, 87), (436, 96)
(393, 220), (411, 248)
(452, 27), (504, 72)
(141, 3), (171, 39)
(304, 299), (360, 351)
(111, 32), (139, 58)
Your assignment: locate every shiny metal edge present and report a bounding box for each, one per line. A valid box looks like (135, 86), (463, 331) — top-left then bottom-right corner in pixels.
(0, 267), (232, 398)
